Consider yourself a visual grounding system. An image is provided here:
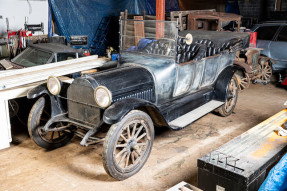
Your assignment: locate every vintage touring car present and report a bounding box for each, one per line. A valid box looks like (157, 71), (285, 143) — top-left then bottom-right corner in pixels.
(27, 20), (250, 180)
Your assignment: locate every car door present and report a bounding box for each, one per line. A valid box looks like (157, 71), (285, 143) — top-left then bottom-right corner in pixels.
(254, 25), (280, 57)
(269, 25), (287, 71)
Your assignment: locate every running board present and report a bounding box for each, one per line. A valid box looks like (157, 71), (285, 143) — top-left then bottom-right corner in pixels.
(168, 100), (224, 129)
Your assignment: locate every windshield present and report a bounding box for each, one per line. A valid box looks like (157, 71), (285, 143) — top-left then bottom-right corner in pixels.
(120, 19), (178, 58)
(12, 47), (53, 67)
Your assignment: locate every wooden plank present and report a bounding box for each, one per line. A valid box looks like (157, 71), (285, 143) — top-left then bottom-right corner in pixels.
(134, 16), (145, 46)
(276, 0), (282, 11)
(0, 56), (106, 91)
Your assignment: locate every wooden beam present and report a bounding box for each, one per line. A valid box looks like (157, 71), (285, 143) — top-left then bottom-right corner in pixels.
(275, 0), (282, 11)
(156, 0), (165, 39)
(134, 16), (145, 46)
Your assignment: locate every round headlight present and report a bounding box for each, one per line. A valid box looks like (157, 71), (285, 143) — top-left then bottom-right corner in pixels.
(47, 76), (61, 95)
(94, 86), (112, 108)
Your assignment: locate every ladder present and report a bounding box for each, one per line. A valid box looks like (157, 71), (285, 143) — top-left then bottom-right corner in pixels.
(91, 16), (111, 56)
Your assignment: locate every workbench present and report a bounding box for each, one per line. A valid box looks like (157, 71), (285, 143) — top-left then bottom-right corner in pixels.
(0, 55), (106, 150)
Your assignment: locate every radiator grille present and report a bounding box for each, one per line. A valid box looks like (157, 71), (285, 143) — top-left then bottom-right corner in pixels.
(67, 83), (101, 127)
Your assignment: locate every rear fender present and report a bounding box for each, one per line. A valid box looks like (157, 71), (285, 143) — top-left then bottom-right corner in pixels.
(213, 65), (242, 102)
(103, 98), (168, 127)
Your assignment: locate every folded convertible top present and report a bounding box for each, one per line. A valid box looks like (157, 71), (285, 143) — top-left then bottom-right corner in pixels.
(179, 30), (250, 49)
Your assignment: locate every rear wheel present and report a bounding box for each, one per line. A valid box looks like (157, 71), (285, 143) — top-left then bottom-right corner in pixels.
(28, 96), (74, 150)
(218, 75), (238, 117)
(235, 70), (250, 91)
(102, 110), (154, 180)
(259, 61), (272, 84)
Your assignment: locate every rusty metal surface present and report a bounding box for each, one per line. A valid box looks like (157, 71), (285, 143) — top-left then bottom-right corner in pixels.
(187, 12), (242, 32)
(234, 48), (273, 89)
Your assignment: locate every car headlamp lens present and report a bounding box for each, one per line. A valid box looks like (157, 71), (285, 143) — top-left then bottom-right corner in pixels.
(47, 76), (61, 95)
(94, 86), (112, 108)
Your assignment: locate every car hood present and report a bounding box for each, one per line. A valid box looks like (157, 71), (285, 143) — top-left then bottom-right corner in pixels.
(69, 65), (156, 104)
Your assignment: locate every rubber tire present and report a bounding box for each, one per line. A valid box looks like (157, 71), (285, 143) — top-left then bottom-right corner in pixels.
(218, 75), (238, 117)
(28, 96), (73, 150)
(102, 110), (154, 180)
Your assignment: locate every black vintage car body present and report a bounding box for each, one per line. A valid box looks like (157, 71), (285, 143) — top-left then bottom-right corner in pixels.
(27, 20), (250, 180)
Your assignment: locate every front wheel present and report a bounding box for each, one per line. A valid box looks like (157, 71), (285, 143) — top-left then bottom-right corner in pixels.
(102, 110), (154, 180)
(218, 75), (238, 117)
(28, 96), (74, 150)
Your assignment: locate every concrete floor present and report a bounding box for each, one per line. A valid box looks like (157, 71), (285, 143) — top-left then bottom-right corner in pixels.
(0, 83), (286, 191)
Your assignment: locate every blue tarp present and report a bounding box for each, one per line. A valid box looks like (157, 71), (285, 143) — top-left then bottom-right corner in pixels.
(50, 0), (147, 47)
(259, 153), (287, 191)
(225, 1), (240, 15)
(48, 1), (53, 37)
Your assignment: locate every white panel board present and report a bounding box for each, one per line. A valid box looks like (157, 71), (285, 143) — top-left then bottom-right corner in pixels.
(0, 100), (11, 150)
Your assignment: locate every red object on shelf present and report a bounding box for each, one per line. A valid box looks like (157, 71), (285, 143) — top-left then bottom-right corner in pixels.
(249, 32), (257, 48)
(7, 30), (32, 39)
(83, 52), (90, 56)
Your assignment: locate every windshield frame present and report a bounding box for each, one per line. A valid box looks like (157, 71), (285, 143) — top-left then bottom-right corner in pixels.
(119, 19), (178, 61)
(11, 47), (54, 67)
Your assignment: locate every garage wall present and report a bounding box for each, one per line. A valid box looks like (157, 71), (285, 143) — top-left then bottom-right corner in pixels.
(0, 0), (48, 37)
(178, 0), (226, 12)
(238, 0), (287, 21)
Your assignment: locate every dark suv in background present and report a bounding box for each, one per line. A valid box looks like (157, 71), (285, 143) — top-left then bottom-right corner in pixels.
(252, 22), (287, 76)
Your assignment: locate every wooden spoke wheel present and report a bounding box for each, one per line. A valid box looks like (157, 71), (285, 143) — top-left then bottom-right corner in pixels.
(259, 61), (272, 83)
(28, 96), (74, 150)
(218, 75), (238, 117)
(103, 110), (154, 180)
(235, 71), (250, 91)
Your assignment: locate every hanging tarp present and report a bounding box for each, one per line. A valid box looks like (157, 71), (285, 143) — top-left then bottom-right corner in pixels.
(259, 153), (287, 191)
(226, 1), (240, 15)
(48, 0), (53, 37)
(145, 0), (180, 15)
(50, 0), (147, 46)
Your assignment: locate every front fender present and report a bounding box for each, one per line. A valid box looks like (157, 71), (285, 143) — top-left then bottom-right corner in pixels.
(27, 83), (49, 99)
(213, 65), (242, 102)
(259, 56), (276, 65)
(27, 83), (65, 117)
(103, 98), (160, 125)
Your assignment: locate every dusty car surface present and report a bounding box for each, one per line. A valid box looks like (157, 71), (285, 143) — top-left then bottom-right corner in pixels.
(26, 20), (249, 180)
